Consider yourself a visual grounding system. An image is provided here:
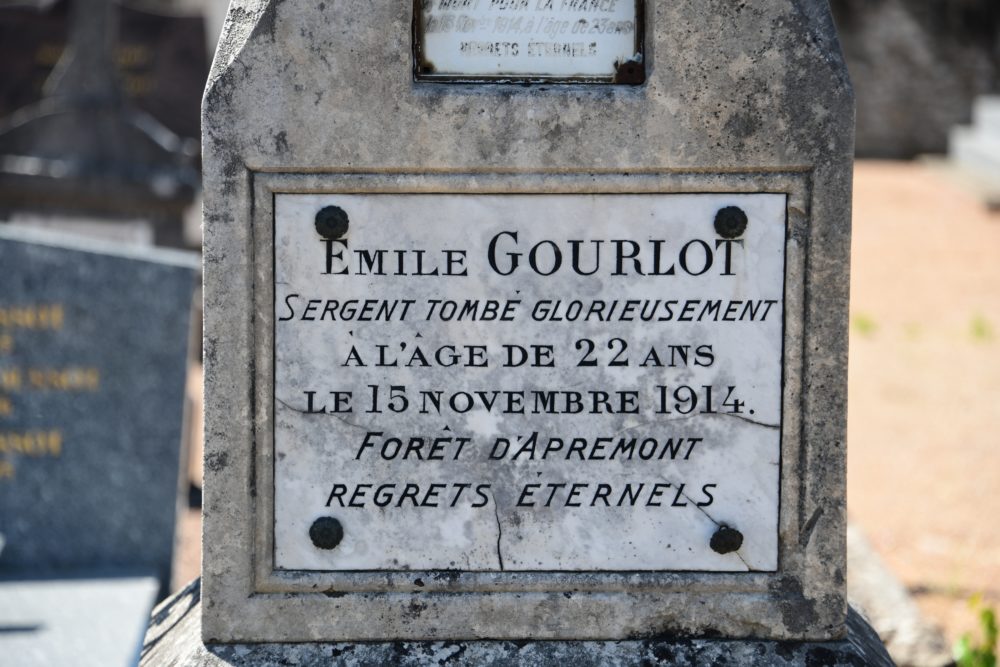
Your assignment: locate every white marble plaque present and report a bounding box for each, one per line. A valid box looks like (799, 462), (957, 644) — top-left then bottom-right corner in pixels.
(273, 193), (784, 572)
(415, 0), (643, 81)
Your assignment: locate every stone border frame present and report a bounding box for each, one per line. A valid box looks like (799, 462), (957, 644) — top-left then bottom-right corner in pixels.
(201, 167), (847, 642)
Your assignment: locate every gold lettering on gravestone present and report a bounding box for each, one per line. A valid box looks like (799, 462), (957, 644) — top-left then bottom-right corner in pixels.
(0, 303), (94, 481)
(0, 304), (65, 329)
(0, 369), (19, 391)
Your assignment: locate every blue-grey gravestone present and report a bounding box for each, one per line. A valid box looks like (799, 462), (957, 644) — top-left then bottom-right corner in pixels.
(0, 225), (198, 591)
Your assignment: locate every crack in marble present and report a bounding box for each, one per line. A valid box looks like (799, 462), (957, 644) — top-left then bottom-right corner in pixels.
(275, 397), (371, 432)
(728, 414), (780, 430)
(614, 411), (780, 440)
(661, 476), (753, 573)
(492, 495), (505, 571)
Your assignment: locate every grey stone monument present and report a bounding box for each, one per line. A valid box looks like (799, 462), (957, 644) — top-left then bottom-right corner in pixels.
(145, 0), (892, 663)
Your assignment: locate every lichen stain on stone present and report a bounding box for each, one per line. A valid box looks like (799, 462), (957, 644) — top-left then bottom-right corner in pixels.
(438, 642), (468, 663)
(203, 75), (236, 114)
(769, 575), (820, 634)
(405, 598), (429, 620)
(205, 451), (230, 472)
(255, 0), (285, 43)
(431, 570), (461, 585)
(273, 130), (290, 154)
(543, 121), (563, 145)
(220, 155), (243, 196)
(799, 505), (825, 546)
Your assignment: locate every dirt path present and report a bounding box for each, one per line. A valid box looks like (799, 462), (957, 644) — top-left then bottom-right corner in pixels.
(848, 160), (1000, 644)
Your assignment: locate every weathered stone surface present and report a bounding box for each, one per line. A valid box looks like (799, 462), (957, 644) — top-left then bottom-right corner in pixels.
(141, 578), (894, 667)
(202, 0), (854, 643)
(0, 226), (199, 591)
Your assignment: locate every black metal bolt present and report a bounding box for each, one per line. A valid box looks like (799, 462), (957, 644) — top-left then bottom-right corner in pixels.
(309, 517), (344, 550)
(714, 206), (748, 239)
(710, 525), (744, 554)
(315, 206), (349, 240)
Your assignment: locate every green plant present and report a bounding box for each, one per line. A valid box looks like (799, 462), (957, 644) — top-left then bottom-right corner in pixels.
(954, 595), (998, 667)
(851, 313), (877, 338)
(971, 315), (994, 342)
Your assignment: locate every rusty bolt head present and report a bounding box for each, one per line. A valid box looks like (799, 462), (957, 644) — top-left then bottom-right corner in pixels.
(613, 60), (645, 85)
(309, 517), (344, 550)
(315, 206), (350, 240)
(710, 525), (744, 554)
(714, 206), (748, 239)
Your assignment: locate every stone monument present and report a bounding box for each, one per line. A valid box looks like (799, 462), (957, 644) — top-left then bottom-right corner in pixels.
(144, 0), (893, 663)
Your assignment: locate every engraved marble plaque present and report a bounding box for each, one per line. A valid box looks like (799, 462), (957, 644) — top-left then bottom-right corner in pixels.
(273, 193), (785, 573)
(414, 0), (644, 83)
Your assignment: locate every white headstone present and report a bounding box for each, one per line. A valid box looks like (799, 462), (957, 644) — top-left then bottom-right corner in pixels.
(201, 0), (854, 644)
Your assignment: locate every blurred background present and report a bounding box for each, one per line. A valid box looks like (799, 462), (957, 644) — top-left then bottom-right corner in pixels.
(0, 1), (996, 666)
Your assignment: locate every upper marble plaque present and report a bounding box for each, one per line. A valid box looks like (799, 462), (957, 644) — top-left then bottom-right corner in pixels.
(414, 0), (645, 83)
(273, 193), (785, 572)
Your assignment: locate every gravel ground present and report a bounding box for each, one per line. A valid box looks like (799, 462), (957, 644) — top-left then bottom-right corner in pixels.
(174, 159), (1000, 648)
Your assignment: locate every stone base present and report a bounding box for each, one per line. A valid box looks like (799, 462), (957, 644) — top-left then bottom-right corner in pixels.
(140, 580), (895, 666)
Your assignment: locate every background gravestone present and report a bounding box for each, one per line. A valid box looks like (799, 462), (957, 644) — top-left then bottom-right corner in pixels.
(0, 0), (204, 248)
(831, 0), (1000, 158)
(0, 0), (208, 143)
(0, 225), (199, 592)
